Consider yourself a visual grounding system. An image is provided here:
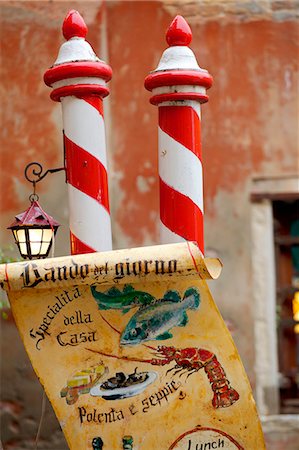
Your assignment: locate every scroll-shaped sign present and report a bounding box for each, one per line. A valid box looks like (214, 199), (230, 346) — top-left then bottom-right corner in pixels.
(0, 243), (265, 449)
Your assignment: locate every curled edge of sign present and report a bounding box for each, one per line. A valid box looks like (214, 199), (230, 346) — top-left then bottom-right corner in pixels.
(0, 242), (222, 292)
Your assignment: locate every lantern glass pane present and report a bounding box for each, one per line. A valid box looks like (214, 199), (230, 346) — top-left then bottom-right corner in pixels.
(43, 228), (54, 243)
(28, 228), (43, 241)
(40, 242), (51, 255)
(14, 229), (26, 243)
(28, 228), (43, 255)
(19, 242), (29, 256)
(40, 229), (54, 255)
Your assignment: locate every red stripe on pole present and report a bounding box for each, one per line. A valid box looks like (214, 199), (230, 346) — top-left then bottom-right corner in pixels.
(64, 134), (110, 213)
(70, 232), (95, 255)
(159, 106), (201, 159)
(160, 177), (204, 254)
(79, 96), (104, 116)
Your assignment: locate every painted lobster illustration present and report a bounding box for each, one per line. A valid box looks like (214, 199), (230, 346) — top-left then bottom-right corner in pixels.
(88, 345), (240, 409)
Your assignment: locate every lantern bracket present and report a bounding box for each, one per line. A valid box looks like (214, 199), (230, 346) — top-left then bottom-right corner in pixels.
(24, 162), (65, 202)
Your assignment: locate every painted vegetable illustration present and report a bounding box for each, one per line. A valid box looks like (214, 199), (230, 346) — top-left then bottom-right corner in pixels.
(60, 364), (108, 405)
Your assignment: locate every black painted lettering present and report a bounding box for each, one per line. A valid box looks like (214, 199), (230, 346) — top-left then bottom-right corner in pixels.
(58, 293), (66, 306)
(166, 381), (174, 393)
(57, 331), (67, 346)
(30, 328), (45, 351)
(88, 331), (97, 342)
(46, 312), (54, 321)
(80, 264), (89, 279)
(70, 334), (78, 345)
(149, 395), (157, 406)
(115, 263), (124, 277)
(48, 305), (56, 315)
(161, 387), (170, 402)
(171, 379), (181, 390)
(155, 260), (165, 274)
(21, 262), (42, 288)
(64, 290), (73, 303)
(155, 390), (164, 405)
(35, 332), (45, 350)
(73, 287), (81, 299)
(144, 260), (152, 274)
(105, 410), (113, 423)
(168, 259), (177, 273)
(142, 398), (150, 413)
(69, 261), (78, 279)
(117, 410), (124, 421)
(132, 261), (142, 275)
(80, 332), (87, 343)
(43, 317), (50, 326)
(38, 323), (50, 336)
(57, 265), (68, 281)
(85, 313), (92, 323)
(53, 302), (62, 313)
(78, 406), (86, 424)
(44, 266), (55, 283)
(64, 315), (70, 326)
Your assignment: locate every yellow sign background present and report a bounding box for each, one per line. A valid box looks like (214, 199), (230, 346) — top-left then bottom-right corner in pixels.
(0, 243), (265, 449)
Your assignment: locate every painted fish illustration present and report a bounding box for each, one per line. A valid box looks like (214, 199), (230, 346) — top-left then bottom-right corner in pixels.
(90, 284), (155, 312)
(120, 288), (200, 345)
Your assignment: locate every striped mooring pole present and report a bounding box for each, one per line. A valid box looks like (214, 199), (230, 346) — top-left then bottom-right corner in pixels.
(44, 10), (112, 255)
(145, 15), (213, 255)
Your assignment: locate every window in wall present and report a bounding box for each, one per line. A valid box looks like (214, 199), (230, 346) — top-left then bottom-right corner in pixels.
(273, 199), (299, 413)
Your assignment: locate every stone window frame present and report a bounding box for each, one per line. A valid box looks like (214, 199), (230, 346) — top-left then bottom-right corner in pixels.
(251, 175), (299, 415)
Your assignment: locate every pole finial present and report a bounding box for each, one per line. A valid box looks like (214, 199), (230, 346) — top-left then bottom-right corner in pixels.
(62, 10), (88, 40)
(166, 15), (192, 46)
(145, 15), (212, 104)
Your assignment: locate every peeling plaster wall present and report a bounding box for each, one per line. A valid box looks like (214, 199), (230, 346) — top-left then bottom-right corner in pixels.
(1, 1), (298, 448)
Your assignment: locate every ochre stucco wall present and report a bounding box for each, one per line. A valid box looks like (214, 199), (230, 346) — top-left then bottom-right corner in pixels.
(1, 1), (298, 448)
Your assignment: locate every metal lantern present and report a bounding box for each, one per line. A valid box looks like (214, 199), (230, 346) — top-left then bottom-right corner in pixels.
(8, 200), (60, 260)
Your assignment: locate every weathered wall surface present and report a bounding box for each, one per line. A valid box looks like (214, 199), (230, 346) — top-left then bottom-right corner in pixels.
(1, 1), (298, 448)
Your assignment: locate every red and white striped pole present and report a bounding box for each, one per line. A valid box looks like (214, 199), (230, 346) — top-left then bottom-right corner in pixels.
(44, 10), (112, 255)
(145, 16), (212, 255)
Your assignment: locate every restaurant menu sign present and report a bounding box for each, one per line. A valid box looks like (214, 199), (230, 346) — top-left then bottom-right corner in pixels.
(0, 242), (265, 449)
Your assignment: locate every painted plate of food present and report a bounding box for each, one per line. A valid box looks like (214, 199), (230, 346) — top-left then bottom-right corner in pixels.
(90, 367), (157, 400)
